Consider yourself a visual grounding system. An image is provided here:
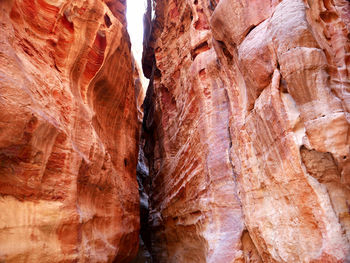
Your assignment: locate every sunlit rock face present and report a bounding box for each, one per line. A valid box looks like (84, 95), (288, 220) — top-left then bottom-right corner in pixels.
(143, 0), (350, 262)
(0, 0), (140, 262)
(142, 0), (244, 262)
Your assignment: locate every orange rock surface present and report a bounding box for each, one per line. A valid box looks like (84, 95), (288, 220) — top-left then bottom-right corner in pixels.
(142, 0), (350, 262)
(0, 0), (140, 262)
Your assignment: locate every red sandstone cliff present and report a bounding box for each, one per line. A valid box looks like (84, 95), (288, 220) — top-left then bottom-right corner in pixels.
(142, 0), (350, 262)
(1, 0), (350, 261)
(0, 0), (140, 262)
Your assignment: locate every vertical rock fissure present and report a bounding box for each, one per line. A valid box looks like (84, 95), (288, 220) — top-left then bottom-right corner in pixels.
(132, 62), (157, 262)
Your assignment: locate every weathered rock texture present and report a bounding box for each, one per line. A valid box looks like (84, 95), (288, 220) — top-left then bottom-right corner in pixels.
(0, 0), (140, 262)
(142, 0), (350, 262)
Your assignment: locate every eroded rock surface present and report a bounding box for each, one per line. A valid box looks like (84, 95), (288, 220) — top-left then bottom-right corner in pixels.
(0, 0), (140, 262)
(143, 0), (350, 262)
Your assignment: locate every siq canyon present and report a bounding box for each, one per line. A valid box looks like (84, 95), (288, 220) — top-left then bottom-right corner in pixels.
(0, 0), (349, 262)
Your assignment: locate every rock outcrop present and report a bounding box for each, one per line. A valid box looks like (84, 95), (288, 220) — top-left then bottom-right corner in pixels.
(0, 0), (140, 262)
(142, 0), (350, 262)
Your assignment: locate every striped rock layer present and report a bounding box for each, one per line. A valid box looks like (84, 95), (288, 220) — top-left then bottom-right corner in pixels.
(0, 0), (140, 262)
(142, 0), (350, 262)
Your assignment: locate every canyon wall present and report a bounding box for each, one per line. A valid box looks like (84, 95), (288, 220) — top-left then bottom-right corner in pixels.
(142, 0), (350, 262)
(0, 0), (140, 262)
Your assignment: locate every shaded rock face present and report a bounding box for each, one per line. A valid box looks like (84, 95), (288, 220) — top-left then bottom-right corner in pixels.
(131, 141), (153, 263)
(142, 0), (350, 262)
(0, 0), (140, 262)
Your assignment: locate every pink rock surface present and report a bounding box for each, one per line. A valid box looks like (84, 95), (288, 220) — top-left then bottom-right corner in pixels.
(0, 0), (140, 262)
(143, 0), (350, 262)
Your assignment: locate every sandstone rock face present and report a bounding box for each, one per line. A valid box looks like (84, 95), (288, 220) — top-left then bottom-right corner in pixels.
(142, 0), (244, 262)
(142, 0), (350, 262)
(0, 0), (140, 262)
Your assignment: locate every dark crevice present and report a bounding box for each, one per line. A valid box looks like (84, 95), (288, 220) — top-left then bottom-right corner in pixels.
(320, 11), (339, 22)
(208, 0), (217, 11)
(132, 140), (152, 263)
(132, 52), (159, 262)
(104, 14), (112, 27)
(217, 40), (233, 64)
(244, 25), (256, 38)
(191, 41), (210, 60)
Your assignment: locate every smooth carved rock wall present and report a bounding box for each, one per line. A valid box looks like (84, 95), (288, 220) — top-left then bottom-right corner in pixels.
(0, 0), (139, 262)
(143, 0), (350, 262)
(143, 0), (244, 262)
